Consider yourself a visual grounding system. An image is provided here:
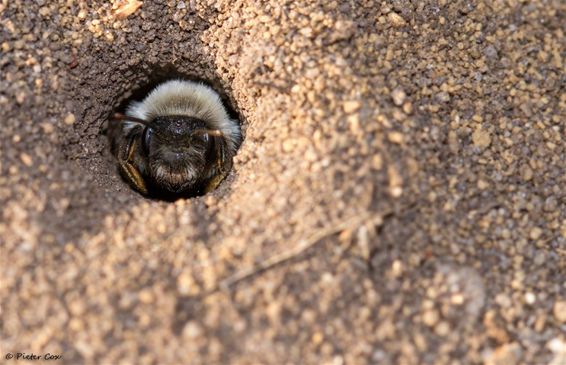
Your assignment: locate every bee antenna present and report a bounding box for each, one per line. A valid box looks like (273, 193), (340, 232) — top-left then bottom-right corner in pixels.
(112, 113), (151, 127)
(191, 129), (223, 137)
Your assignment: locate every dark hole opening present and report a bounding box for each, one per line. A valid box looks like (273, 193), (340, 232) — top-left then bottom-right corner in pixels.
(106, 65), (243, 202)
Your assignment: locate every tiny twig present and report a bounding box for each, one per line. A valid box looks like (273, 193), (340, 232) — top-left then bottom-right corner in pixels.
(214, 212), (383, 292)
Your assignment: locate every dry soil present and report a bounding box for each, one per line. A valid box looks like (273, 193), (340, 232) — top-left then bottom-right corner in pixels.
(1, 0), (565, 364)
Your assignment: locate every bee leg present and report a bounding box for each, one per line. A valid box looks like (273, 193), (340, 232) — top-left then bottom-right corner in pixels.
(204, 136), (231, 193)
(204, 170), (227, 193)
(117, 135), (148, 195)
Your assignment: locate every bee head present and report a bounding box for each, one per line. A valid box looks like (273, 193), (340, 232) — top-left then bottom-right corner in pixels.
(142, 115), (221, 194)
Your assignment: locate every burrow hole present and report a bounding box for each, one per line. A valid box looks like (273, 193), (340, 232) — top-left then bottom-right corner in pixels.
(106, 66), (243, 201)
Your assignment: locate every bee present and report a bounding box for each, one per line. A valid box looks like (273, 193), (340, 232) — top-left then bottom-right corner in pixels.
(107, 79), (241, 198)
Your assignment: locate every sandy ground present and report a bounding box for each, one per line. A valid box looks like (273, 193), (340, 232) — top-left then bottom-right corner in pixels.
(1, 0), (565, 364)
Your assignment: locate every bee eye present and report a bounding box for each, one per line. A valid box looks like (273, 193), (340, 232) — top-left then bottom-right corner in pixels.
(142, 127), (153, 154)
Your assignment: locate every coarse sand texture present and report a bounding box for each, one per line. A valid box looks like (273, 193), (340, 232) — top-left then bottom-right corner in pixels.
(1, 1), (565, 364)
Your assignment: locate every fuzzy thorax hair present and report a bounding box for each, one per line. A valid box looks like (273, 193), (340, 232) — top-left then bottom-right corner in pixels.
(125, 80), (241, 154)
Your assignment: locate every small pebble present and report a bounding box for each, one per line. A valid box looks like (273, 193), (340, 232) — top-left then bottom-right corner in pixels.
(20, 153), (33, 167)
(343, 100), (361, 113)
(529, 227), (543, 241)
(388, 12), (406, 27)
(388, 131), (404, 144)
(182, 321), (202, 339)
(391, 88), (406, 106)
(64, 113), (76, 125)
(525, 292), (536, 305)
(472, 128), (491, 148)
(422, 309), (439, 327)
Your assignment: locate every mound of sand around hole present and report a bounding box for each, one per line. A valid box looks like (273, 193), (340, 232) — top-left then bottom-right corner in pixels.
(1, 1), (565, 364)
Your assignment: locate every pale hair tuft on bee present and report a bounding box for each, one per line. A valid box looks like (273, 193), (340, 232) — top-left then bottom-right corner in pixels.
(107, 79), (242, 199)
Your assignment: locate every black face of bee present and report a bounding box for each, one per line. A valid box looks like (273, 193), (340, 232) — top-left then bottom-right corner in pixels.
(108, 79), (241, 199)
(108, 112), (229, 199)
(142, 116), (219, 195)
